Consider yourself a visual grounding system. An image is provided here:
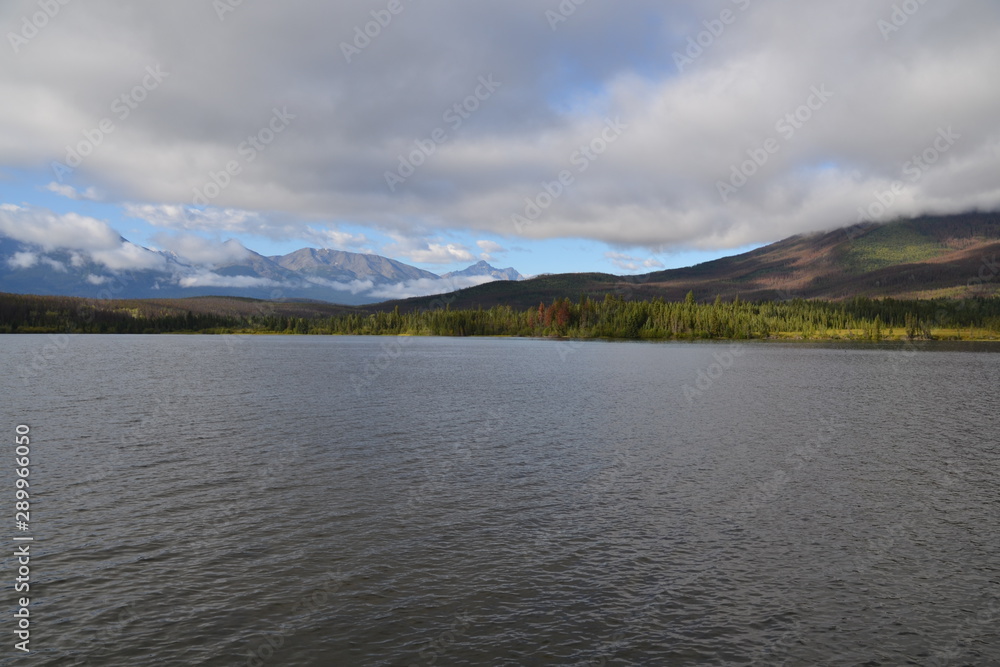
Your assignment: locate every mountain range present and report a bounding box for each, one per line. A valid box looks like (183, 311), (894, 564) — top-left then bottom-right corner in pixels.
(0, 234), (525, 305)
(2, 212), (998, 312)
(372, 211), (1000, 312)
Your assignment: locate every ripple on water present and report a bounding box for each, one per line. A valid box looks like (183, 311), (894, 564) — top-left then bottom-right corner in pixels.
(0, 336), (997, 665)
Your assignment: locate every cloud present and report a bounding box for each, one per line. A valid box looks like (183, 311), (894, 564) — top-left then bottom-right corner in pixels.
(6, 249), (70, 272)
(300, 276), (376, 294)
(177, 270), (281, 289)
(0, 205), (165, 273)
(476, 239), (507, 261)
(605, 251), (665, 273)
(44, 182), (102, 201)
(7, 252), (38, 269)
(383, 235), (476, 265)
(42, 257), (68, 272)
(124, 204), (274, 234)
(151, 233), (250, 267)
(367, 274), (498, 300)
(302, 227), (371, 252)
(0, 204), (162, 272)
(2, 1), (999, 251)
(89, 241), (169, 272)
(0, 206), (121, 252)
(126, 204), (371, 252)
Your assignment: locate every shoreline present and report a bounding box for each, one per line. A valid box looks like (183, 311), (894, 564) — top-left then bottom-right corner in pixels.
(4, 329), (1000, 344)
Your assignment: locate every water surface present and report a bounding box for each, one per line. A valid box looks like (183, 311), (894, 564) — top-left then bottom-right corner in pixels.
(2, 335), (998, 665)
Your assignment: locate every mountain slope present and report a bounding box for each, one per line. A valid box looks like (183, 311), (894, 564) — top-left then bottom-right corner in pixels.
(0, 235), (518, 305)
(2, 212), (996, 309)
(372, 212), (1000, 312)
(443, 260), (524, 281)
(214, 250), (300, 282)
(0, 235), (187, 298)
(271, 248), (439, 284)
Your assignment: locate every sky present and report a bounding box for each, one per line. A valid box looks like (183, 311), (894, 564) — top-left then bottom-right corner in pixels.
(2, 0), (999, 285)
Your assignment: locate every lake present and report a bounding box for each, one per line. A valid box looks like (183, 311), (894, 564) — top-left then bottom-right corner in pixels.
(2, 334), (998, 665)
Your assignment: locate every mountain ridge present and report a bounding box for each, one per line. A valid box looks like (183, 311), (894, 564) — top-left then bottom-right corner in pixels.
(369, 211), (1000, 312)
(1, 211), (998, 309)
(0, 235), (525, 305)
(442, 260), (524, 282)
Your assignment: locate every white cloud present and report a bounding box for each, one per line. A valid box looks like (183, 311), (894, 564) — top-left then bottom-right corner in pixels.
(3, 250), (66, 272)
(1, 2), (999, 252)
(476, 240), (505, 253)
(0, 204), (172, 274)
(86, 274), (111, 285)
(151, 233), (250, 267)
(7, 252), (38, 269)
(124, 204), (273, 234)
(367, 274), (497, 300)
(302, 227), (371, 252)
(384, 235), (475, 265)
(177, 271), (281, 289)
(90, 241), (169, 272)
(476, 240), (507, 261)
(42, 257), (68, 272)
(300, 276), (376, 294)
(0, 206), (121, 252)
(126, 204), (372, 252)
(605, 251), (665, 273)
(45, 182), (102, 201)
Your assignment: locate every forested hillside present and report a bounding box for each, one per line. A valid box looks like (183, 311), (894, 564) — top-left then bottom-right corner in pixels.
(3, 291), (999, 341)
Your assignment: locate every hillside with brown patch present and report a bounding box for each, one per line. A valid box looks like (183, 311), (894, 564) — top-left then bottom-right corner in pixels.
(372, 212), (1000, 312)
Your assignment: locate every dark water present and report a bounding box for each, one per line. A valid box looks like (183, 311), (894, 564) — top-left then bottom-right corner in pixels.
(2, 334), (999, 666)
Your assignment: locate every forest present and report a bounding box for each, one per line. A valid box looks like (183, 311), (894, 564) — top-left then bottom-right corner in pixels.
(2, 291), (1000, 341)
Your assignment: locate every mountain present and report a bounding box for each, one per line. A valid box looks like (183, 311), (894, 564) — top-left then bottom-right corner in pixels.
(270, 248), (438, 284)
(372, 212), (1000, 312)
(0, 234), (189, 298)
(3, 212), (996, 308)
(0, 235), (526, 305)
(443, 260), (525, 282)
(213, 250), (299, 283)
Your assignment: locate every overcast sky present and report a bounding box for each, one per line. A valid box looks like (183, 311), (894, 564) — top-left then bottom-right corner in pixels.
(2, 0), (999, 278)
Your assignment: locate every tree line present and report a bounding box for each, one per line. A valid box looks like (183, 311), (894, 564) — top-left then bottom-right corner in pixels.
(2, 291), (1000, 340)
